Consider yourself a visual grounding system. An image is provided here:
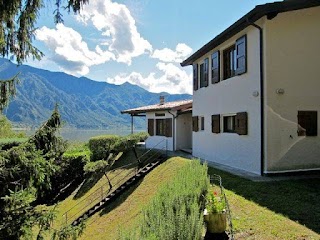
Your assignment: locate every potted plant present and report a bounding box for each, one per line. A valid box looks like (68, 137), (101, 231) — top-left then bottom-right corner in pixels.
(204, 190), (227, 233)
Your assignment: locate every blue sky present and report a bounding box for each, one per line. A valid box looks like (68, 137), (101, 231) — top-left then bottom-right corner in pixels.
(28, 0), (277, 94)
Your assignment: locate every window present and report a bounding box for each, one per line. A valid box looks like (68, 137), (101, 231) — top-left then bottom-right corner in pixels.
(223, 45), (236, 80)
(211, 51), (220, 84)
(156, 118), (172, 137)
(155, 113), (165, 117)
(223, 35), (247, 80)
(200, 116), (205, 131)
(193, 64), (198, 91)
(223, 115), (236, 133)
(200, 58), (209, 88)
(298, 111), (317, 136)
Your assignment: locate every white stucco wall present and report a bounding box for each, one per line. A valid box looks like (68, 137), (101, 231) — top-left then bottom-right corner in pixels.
(145, 111), (174, 151)
(192, 26), (262, 174)
(176, 113), (192, 150)
(264, 6), (320, 172)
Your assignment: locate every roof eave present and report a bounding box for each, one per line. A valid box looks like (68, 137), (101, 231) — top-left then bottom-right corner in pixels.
(180, 0), (320, 67)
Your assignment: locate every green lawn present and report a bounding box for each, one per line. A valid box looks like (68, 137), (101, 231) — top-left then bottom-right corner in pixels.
(208, 167), (320, 239)
(48, 156), (319, 239)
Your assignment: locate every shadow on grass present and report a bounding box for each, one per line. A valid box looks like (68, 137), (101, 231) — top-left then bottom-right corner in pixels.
(99, 179), (142, 217)
(73, 148), (146, 200)
(207, 167), (320, 234)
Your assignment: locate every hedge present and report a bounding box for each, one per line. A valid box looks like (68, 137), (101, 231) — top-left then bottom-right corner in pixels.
(88, 132), (149, 161)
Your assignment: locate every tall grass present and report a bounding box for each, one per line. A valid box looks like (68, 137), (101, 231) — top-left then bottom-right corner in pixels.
(120, 159), (209, 240)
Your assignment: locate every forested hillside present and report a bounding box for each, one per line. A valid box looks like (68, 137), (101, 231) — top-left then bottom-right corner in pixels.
(0, 59), (191, 129)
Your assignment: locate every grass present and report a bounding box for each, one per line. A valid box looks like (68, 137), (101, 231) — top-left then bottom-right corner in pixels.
(47, 155), (319, 239)
(208, 167), (320, 239)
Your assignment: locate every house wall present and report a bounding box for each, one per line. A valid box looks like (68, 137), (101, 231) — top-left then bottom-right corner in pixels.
(192, 26), (262, 174)
(145, 111), (174, 151)
(176, 113), (192, 150)
(264, 6), (320, 172)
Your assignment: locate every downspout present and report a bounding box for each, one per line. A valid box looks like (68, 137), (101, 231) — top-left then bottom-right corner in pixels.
(168, 110), (178, 151)
(247, 20), (265, 176)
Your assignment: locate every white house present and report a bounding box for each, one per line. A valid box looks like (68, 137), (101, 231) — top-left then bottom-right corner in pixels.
(181, 0), (320, 175)
(121, 98), (192, 152)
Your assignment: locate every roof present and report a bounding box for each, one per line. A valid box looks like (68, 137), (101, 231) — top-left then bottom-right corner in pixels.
(181, 0), (320, 66)
(121, 99), (192, 115)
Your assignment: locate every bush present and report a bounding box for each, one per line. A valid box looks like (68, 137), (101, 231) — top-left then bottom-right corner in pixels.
(121, 159), (209, 240)
(0, 138), (27, 151)
(88, 135), (120, 161)
(88, 133), (149, 161)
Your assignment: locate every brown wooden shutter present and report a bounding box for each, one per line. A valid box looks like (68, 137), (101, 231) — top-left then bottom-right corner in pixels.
(148, 119), (154, 136)
(192, 116), (199, 132)
(235, 112), (248, 135)
(235, 35), (247, 75)
(211, 114), (220, 133)
(165, 118), (172, 137)
(211, 51), (220, 84)
(204, 58), (209, 87)
(193, 64), (198, 91)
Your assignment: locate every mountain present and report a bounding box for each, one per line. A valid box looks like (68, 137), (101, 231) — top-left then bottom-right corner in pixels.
(0, 59), (191, 129)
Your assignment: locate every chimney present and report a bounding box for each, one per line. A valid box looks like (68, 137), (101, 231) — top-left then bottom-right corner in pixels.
(159, 95), (165, 105)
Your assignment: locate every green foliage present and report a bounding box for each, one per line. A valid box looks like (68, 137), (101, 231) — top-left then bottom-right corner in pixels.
(0, 138), (27, 151)
(123, 160), (209, 240)
(29, 104), (67, 161)
(88, 135), (120, 161)
(0, 75), (19, 112)
(89, 132), (148, 161)
(0, 106), (75, 239)
(51, 220), (86, 240)
(0, 114), (19, 138)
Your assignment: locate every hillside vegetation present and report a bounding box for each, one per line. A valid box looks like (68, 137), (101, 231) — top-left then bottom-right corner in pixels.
(0, 58), (191, 129)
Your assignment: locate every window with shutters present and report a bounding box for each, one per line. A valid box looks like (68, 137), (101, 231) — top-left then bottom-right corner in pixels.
(223, 115), (236, 133)
(298, 111), (317, 136)
(155, 118), (172, 137)
(193, 64), (198, 91)
(211, 51), (220, 84)
(200, 116), (205, 131)
(200, 58), (209, 88)
(156, 119), (166, 136)
(223, 45), (236, 80)
(223, 35), (247, 80)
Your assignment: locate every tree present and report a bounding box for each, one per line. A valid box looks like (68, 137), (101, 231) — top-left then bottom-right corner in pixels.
(0, 0), (89, 110)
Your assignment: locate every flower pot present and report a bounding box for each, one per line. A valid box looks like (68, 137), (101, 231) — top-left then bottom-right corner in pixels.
(206, 212), (227, 233)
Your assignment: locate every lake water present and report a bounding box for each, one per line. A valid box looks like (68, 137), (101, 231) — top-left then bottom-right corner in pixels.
(19, 128), (146, 142)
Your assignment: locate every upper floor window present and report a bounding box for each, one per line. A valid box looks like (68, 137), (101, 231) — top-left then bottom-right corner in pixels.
(193, 63), (198, 91)
(200, 116), (205, 131)
(223, 45), (236, 80)
(200, 58), (209, 88)
(223, 115), (236, 133)
(223, 35), (247, 80)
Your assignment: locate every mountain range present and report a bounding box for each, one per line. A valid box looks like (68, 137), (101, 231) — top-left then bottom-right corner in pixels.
(0, 59), (191, 129)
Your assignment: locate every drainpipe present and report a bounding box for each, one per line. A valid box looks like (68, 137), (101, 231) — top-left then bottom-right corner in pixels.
(168, 110), (178, 151)
(247, 19), (265, 176)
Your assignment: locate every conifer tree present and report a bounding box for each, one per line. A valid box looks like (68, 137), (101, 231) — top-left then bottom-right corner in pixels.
(0, 0), (89, 109)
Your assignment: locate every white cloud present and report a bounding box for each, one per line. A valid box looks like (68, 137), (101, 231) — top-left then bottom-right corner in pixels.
(35, 24), (115, 75)
(77, 0), (152, 65)
(106, 62), (192, 94)
(151, 43), (192, 63)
